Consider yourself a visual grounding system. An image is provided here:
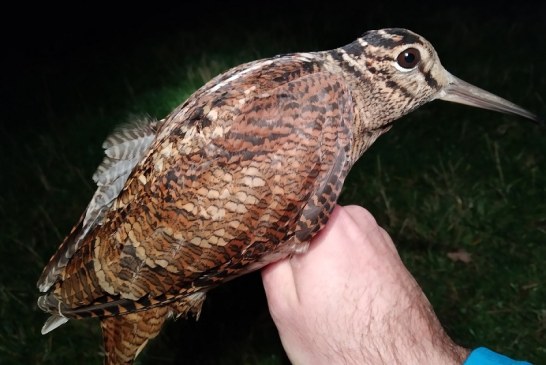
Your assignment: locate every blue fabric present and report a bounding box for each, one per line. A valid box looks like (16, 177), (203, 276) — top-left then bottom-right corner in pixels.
(463, 347), (532, 365)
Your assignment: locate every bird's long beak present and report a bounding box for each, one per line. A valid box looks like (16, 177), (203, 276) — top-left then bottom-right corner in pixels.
(437, 73), (541, 124)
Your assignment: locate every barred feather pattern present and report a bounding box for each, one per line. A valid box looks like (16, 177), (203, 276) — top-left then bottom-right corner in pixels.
(85, 118), (162, 227)
(37, 117), (163, 292)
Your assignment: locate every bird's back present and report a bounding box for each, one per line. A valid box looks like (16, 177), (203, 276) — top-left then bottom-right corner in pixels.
(37, 52), (355, 325)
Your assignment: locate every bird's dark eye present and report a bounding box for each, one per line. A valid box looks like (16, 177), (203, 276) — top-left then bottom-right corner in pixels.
(396, 48), (421, 69)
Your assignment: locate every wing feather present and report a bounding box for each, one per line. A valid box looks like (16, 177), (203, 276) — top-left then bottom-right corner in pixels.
(39, 56), (354, 324)
(37, 117), (163, 292)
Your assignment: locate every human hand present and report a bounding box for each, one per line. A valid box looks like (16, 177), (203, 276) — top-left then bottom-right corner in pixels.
(262, 205), (469, 365)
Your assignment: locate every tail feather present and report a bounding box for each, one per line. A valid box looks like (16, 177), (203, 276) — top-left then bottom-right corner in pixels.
(41, 315), (69, 334)
(100, 307), (170, 365)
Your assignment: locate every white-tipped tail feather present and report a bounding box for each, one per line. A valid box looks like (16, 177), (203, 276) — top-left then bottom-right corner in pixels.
(41, 315), (69, 334)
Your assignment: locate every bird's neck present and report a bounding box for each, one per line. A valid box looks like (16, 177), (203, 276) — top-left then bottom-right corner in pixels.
(322, 46), (394, 164)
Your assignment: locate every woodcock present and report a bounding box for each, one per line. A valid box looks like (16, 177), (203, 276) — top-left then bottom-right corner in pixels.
(37, 28), (540, 364)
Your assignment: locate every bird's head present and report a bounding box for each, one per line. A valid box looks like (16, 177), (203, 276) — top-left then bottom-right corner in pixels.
(338, 28), (540, 131)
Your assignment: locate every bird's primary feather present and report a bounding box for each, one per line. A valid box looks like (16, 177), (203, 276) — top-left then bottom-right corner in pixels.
(37, 117), (162, 292)
(86, 117), (163, 227)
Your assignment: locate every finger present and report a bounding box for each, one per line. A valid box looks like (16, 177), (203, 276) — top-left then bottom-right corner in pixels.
(343, 205), (398, 254)
(287, 206), (356, 299)
(261, 259), (298, 316)
(343, 205), (379, 232)
(377, 226), (398, 254)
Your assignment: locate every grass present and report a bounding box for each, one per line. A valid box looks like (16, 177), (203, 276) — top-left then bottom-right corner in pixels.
(1, 3), (545, 364)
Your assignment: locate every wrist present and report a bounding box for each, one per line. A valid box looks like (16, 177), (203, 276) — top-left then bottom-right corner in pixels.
(356, 295), (470, 365)
(403, 338), (469, 365)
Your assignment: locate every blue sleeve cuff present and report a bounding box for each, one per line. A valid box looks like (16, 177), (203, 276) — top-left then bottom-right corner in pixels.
(463, 347), (533, 365)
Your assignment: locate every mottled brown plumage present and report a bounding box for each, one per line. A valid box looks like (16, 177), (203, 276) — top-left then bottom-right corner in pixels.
(37, 28), (539, 364)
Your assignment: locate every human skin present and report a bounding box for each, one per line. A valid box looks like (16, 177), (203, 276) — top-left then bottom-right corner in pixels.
(262, 205), (470, 365)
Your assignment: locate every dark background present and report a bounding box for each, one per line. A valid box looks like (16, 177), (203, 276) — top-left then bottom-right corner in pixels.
(3, 1), (544, 131)
(1, 1), (545, 364)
